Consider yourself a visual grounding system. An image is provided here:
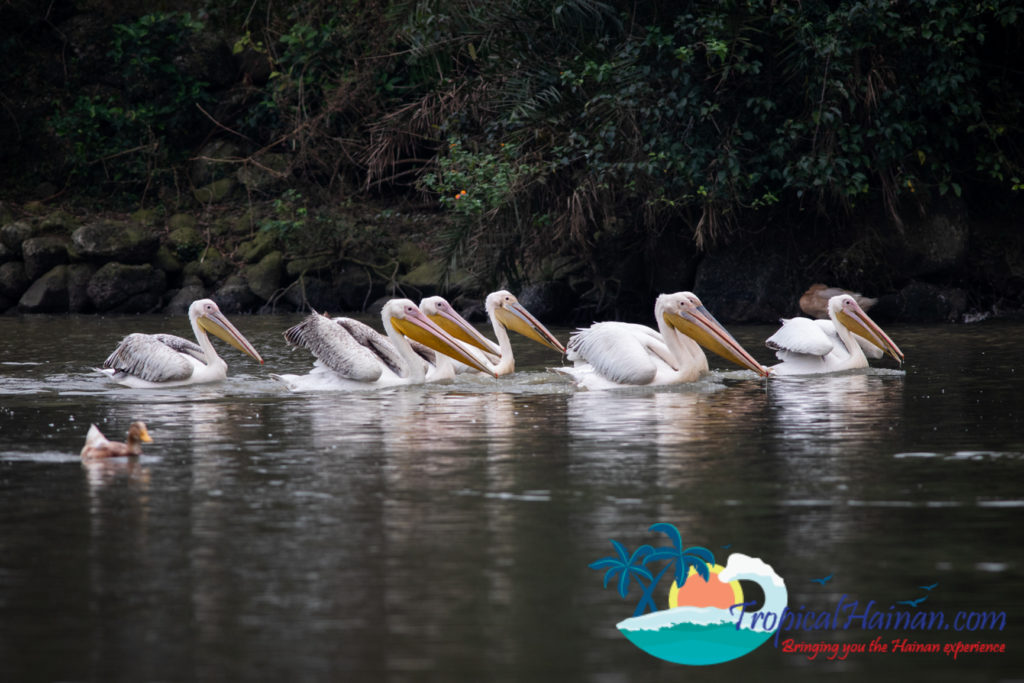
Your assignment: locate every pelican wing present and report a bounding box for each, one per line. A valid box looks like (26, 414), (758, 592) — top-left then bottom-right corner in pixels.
(333, 318), (408, 377)
(284, 315), (388, 382)
(151, 333), (207, 362)
(407, 340), (438, 366)
(102, 333), (196, 383)
(567, 322), (673, 385)
(766, 317), (834, 357)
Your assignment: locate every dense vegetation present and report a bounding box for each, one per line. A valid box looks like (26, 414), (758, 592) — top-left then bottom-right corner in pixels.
(2, 0), (1022, 314)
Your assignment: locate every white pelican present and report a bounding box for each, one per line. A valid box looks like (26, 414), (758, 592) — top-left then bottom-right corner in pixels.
(420, 291), (565, 376)
(552, 292), (770, 390)
(271, 298), (497, 391)
(80, 421), (152, 459)
(766, 294), (904, 375)
(99, 299), (263, 388)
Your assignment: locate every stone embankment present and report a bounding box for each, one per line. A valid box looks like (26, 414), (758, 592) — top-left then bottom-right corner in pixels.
(0, 201), (1014, 325)
(0, 209), (410, 317)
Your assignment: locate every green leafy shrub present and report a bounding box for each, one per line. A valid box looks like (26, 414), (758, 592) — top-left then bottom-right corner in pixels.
(50, 12), (211, 195)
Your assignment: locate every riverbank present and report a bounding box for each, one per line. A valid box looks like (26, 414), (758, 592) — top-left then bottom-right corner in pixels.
(1, 195), (1021, 326)
(0, 197), (486, 319)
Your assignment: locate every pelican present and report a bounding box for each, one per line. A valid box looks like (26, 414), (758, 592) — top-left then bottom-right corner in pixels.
(271, 298), (497, 391)
(800, 283), (877, 319)
(99, 299), (263, 388)
(80, 421), (152, 459)
(552, 292), (770, 390)
(766, 294), (904, 375)
(420, 291), (565, 376)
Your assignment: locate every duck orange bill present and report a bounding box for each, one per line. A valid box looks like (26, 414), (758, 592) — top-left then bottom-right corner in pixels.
(494, 302), (566, 353)
(391, 309), (498, 377)
(663, 307), (771, 377)
(127, 422), (153, 444)
(428, 309), (501, 356)
(837, 308), (904, 363)
(198, 311), (264, 363)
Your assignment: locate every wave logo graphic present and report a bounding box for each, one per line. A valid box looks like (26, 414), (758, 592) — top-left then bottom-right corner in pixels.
(590, 523), (787, 665)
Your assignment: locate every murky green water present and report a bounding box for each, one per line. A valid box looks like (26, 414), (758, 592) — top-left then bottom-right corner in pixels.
(1, 313), (1021, 681)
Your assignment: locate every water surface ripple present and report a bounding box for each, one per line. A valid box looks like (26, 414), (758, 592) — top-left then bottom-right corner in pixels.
(0, 315), (1021, 681)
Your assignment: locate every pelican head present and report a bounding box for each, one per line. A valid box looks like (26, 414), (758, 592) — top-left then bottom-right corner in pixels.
(658, 292), (771, 377)
(830, 295), (904, 363)
(486, 290), (566, 353)
(384, 299), (498, 377)
(420, 296), (501, 356)
(189, 299), (264, 364)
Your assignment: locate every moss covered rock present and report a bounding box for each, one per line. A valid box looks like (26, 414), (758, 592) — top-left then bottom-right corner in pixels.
(193, 177), (235, 204)
(244, 251), (283, 301)
(154, 244), (183, 274)
(194, 247), (230, 285)
(285, 254), (335, 279)
(71, 219), (159, 264)
(1, 221), (35, 255)
(168, 225), (205, 261)
(213, 275), (261, 313)
(164, 280), (208, 314)
(167, 213), (198, 231)
(40, 211), (78, 233)
(0, 261), (30, 302)
(19, 265), (68, 312)
(67, 263), (97, 313)
(22, 235), (69, 281)
(237, 230), (278, 264)
(87, 262), (166, 313)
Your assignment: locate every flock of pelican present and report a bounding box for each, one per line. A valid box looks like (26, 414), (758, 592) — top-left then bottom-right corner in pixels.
(88, 288), (904, 456)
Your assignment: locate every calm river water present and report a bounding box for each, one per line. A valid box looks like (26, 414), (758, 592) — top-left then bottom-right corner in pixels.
(0, 313), (1021, 682)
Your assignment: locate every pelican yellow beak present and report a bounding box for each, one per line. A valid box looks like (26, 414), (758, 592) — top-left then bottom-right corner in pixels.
(837, 308), (904, 363)
(428, 309), (501, 356)
(664, 306), (771, 377)
(198, 310), (264, 364)
(391, 308), (498, 377)
(138, 425), (153, 443)
(494, 302), (566, 354)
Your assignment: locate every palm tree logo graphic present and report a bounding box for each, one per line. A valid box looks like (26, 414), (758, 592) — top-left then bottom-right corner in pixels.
(590, 522), (788, 666)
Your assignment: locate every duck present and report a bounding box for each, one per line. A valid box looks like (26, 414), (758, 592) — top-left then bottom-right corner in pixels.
(80, 422), (152, 459)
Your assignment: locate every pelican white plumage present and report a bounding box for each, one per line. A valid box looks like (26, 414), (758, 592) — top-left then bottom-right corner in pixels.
(766, 294), (904, 375)
(99, 299), (263, 388)
(552, 291), (770, 390)
(420, 291), (565, 376)
(271, 298), (497, 391)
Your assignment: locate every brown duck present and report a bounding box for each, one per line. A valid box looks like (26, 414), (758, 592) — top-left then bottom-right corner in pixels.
(80, 422), (153, 459)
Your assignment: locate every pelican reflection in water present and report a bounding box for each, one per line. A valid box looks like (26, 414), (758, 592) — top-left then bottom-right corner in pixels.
(99, 299), (263, 387)
(553, 292), (770, 390)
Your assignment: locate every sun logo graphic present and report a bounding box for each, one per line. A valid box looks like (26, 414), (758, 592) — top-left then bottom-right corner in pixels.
(589, 522), (788, 665)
